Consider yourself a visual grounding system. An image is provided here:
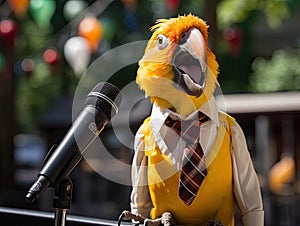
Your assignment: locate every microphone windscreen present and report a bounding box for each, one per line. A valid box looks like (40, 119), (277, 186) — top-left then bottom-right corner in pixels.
(85, 82), (122, 119)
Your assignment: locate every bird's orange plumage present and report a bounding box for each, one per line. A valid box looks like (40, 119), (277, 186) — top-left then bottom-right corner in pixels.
(136, 14), (219, 117)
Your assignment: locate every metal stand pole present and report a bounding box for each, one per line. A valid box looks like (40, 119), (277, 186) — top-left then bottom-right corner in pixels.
(52, 178), (73, 226)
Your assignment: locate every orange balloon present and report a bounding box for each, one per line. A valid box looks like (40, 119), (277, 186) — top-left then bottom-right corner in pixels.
(7, 0), (30, 18)
(269, 155), (295, 195)
(78, 17), (103, 52)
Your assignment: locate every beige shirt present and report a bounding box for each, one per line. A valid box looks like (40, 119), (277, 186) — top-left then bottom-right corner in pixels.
(131, 98), (264, 226)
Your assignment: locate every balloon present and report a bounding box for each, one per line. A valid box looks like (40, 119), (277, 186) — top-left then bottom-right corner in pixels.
(21, 58), (35, 75)
(43, 48), (59, 65)
(64, 36), (91, 77)
(7, 0), (30, 18)
(0, 19), (17, 47)
(100, 18), (117, 41)
(0, 52), (5, 73)
(78, 17), (103, 52)
(223, 27), (243, 56)
(123, 10), (137, 32)
(121, 0), (137, 8)
(13, 60), (25, 76)
(13, 58), (34, 78)
(166, 0), (180, 12)
(63, 0), (88, 21)
(29, 0), (56, 28)
(269, 155), (295, 195)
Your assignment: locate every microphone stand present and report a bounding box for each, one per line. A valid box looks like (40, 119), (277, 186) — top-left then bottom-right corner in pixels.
(32, 144), (74, 226)
(52, 177), (73, 226)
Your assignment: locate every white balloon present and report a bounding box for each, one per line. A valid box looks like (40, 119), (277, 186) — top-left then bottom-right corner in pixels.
(64, 36), (91, 77)
(63, 0), (87, 21)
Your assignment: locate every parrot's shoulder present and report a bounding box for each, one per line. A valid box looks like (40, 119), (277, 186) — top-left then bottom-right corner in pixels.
(137, 116), (152, 136)
(217, 111), (247, 144)
(133, 121), (147, 157)
(218, 110), (237, 128)
(134, 116), (158, 156)
(134, 116), (152, 146)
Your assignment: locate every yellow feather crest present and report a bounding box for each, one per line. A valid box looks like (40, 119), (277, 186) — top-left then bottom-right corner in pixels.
(136, 14), (219, 117)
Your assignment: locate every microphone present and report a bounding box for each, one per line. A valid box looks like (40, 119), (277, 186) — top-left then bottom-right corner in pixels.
(25, 82), (122, 204)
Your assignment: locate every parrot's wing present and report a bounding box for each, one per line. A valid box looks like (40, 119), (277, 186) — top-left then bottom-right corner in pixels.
(229, 118), (264, 226)
(130, 121), (153, 218)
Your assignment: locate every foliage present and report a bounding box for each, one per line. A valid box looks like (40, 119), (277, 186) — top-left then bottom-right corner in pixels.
(250, 48), (300, 92)
(14, 19), (75, 133)
(16, 62), (64, 132)
(217, 0), (291, 29)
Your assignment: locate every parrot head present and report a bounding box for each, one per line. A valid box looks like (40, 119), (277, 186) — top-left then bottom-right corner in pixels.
(136, 14), (219, 117)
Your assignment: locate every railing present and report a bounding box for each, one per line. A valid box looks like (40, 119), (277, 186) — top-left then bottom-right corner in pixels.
(0, 206), (131, 226)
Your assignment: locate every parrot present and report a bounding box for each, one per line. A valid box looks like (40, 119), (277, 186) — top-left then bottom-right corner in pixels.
(120, 14), (264, 226)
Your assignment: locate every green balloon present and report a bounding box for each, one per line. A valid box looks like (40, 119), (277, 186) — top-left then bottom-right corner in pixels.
(0, 52), (5, 72)
(101, 18), (117, 41)
(30, 0), (56, 27)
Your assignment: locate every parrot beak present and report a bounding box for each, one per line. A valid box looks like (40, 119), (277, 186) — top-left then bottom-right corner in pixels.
(172, 28), (207, 97)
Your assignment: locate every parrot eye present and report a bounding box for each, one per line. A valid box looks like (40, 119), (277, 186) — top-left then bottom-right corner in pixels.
(156, 34), (169, 50)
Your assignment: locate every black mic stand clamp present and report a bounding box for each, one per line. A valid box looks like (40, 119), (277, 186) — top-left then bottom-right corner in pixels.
(52, 177), (73, 226)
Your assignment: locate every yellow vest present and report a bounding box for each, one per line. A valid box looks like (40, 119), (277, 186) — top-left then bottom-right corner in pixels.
(142, 112), (235, 226)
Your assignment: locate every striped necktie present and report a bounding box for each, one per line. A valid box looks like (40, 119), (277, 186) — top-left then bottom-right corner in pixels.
(165, 112), (209, 206)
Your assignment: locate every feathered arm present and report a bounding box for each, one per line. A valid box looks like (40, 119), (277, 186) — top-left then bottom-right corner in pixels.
(230, 120), (264, 226)
(130, 125), (153, 218)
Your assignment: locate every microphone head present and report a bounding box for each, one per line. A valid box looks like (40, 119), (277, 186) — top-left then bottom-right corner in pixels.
(85, 82), (122, 119)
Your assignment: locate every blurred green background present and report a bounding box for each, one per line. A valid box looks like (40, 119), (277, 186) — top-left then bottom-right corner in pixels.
(1, 0), (300, 225)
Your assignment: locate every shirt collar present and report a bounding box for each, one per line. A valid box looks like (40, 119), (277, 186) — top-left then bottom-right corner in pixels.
(150, 97), (219, 134)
